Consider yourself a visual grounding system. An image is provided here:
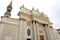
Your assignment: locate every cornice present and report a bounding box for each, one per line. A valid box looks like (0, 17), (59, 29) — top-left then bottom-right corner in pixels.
(0, 22), (19, 26)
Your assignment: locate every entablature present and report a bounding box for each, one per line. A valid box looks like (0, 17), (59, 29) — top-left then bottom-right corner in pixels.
(18, 6), (52, 25)
(18, 12), (52, 25)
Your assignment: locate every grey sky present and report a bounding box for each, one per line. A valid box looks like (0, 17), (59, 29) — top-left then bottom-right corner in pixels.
(0, 0), (60, 29)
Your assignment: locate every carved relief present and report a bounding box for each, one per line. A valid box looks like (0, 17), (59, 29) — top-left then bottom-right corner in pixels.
(39, 30), (43, 33)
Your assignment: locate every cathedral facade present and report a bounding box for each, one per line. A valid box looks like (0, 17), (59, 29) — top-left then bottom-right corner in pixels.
(0, 2), (60, 40)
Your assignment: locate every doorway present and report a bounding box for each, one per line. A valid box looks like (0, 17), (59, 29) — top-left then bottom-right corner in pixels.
(40, 35), (44, 40)
(27, 39), (31, 40)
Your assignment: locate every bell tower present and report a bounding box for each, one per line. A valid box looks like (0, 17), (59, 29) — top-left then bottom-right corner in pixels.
(4, 1), (12, 18)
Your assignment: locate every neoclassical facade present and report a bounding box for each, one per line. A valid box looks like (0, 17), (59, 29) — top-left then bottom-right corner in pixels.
(0, 1), (60, 40)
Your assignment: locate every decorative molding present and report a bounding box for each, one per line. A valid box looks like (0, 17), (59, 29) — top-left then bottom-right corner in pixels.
(19, 18), (26, 21)
(0, 22), (18, 26)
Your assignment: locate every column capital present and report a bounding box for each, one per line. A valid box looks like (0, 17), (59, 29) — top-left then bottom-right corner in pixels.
(19, 18), (26, 21)
(42, 24), (48, 27)
(45, 24), (48, 26)
(45, 24), (49, 28)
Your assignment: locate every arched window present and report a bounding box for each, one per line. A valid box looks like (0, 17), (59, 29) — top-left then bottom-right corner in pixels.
(5, 33), (11, 40)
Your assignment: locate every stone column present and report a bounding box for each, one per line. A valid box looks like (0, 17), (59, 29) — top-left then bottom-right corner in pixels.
(18, 19), (24, 40)
(45, 25), (51, 40)
(32, 21), (37, 40)
(36, 22), (38, 40)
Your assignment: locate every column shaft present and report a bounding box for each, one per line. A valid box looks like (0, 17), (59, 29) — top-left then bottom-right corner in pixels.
(32, 21), (37, 40)
(36, 22), (38, 40)
(18, 20), (24, 40)
(45, 25), (51, 40)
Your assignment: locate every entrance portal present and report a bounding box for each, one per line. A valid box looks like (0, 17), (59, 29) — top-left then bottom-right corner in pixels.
(40, 35), (44, 40)
(27, 39), (31, 40)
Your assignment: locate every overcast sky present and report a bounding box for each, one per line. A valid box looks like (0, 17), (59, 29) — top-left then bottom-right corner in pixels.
(0, 0), (60, 29)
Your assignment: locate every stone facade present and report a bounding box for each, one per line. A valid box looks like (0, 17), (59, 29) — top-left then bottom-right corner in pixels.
(0, 1), (60, 40)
